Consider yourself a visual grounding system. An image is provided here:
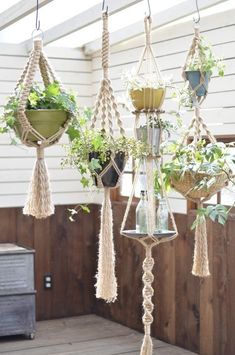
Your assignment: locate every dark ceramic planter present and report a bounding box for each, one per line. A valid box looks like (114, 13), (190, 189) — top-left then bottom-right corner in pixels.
(185, 71), (210, 97)
(89, 151), (126, 188)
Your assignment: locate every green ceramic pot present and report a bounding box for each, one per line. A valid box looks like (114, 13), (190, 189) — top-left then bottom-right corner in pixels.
(15, 109), (68, 143)
(130, 87), (166, 110)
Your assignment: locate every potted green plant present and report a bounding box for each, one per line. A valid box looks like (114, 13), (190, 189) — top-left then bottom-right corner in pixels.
(136, 116), (175, 155)
(65, 111), (149, 189)
(162, 140), (231, 200)
(185, 36), (225, 97)
(1, 82), (78, 143)
(122, 70), (169, 110)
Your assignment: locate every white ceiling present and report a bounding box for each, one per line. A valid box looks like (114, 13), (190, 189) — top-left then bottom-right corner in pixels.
(0, 0), (233, 49)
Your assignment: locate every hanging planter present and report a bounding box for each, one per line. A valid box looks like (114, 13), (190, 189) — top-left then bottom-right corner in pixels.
(120, 15), (178, 355)
(182, 27), (225, 103)
(164, 140), (230, 200)
(130, 86), (166, 110)
(164, 139), (232, 278)
(6, 82), (76, 143)
(122, 16), (169, 112)
(65, 11), (149, 305)
(1, 40), (77, 219)
(136, 115), (174, 156)
(89, 151), (126, 188)
(185, 71), (210, 97)
(66, 127), (147, 189)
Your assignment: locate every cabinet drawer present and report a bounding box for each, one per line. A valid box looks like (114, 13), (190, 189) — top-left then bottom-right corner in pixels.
(0, 293), (36, 337)
(0, 253), (34, 293)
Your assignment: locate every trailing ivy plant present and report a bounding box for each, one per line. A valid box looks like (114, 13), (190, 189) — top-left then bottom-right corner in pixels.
(188, 36), (225, 76)
(0, 82), (78, 135)
(173, 37), (225, 109)
(160, 139), (235, 227)
(64, 108), (150, 220)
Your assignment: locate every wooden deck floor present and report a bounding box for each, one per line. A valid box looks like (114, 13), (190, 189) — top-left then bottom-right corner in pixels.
(0, 315), (197, 355)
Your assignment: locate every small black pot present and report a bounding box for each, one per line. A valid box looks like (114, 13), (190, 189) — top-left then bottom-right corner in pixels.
(89, 151), (126, 188)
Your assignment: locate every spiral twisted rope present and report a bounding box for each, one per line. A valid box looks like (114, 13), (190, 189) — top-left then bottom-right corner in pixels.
(142, 246), (154, 327)
(91, 12), (125, 138)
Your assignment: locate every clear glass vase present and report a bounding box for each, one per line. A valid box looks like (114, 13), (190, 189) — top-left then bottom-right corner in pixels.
(156, 197), (169, 232)
(136, 190), (148, 233)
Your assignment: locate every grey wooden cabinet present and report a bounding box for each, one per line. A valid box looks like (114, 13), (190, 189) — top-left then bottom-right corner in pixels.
(0, 243), (36, 339)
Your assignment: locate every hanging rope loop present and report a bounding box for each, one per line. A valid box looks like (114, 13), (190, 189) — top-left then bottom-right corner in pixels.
(144, 16), (152, 47)
(91, 11), (125, 138)
(102, 12), (109, 77)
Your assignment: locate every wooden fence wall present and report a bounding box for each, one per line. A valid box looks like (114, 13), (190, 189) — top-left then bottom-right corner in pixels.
(0, 202), (235, 355)
(0, 204), (97, 321)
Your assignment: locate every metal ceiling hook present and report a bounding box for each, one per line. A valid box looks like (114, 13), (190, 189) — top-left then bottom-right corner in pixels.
(193, 0), (201, 24)
(102, 0), (108, 14)
(145, 0), (151, 18)
(35, 0), (40, 30)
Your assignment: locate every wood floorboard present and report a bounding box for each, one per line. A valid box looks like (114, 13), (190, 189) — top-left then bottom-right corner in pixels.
(0, 315), (198, 355)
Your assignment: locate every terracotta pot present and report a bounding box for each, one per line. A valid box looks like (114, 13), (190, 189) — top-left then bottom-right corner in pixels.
(130, 87), (166, 110)
(15, 109), (68, 143)
(89, 151), (126, 188)
(185, 71), (210, 97)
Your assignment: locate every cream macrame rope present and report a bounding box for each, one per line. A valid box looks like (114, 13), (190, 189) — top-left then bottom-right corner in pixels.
(91, 13), (125, 137)
(140, 244), (154, 355)
(192, 200), (210, 277)
(121, 152), (178, 355)
(8, 39), (72, 218)
(136, 16), (162, 80)
(120, 15), (178, 355)
(180, 26), (228, 276)
(92, 11), (127, 303)
(95, 188), (117, 302)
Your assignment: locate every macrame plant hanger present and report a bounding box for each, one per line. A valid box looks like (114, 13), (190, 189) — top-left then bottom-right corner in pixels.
(176, 8), (229, 277)
(121, 11), (178, 355)
(7, 1), (72, 219)
(90, 5), (126, 303)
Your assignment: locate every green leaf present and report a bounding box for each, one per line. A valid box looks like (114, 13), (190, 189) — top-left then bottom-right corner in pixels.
(66, 126), (80, 141)
(80, 176), (90, 188)
(80, 205), (90, 213)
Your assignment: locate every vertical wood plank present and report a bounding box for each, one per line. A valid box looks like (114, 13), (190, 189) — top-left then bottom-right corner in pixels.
(212, 221), (227, 355)
(0, 207), (17, 243)
(175, 212), (200, 353)
(226, 216), (235, 355)
(34, 214), (52, 320)
(154, 238), (176, 344)
(16, 208), (34, 248)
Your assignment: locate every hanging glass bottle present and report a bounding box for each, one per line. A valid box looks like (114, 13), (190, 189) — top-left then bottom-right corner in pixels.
(156, 197), (169, 232)
(136, 190), (148, 233)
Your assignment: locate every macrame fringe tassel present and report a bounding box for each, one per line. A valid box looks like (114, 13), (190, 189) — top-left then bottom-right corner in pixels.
(23, 147), (54, 219)
(192, 214), (210, 277)
(96, 188), (117, 302)
(140, 333), (153, 355)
